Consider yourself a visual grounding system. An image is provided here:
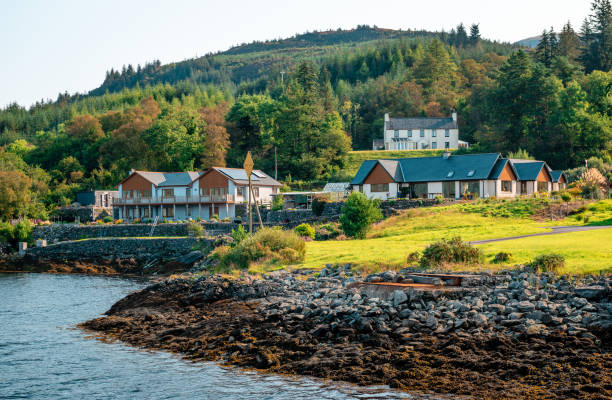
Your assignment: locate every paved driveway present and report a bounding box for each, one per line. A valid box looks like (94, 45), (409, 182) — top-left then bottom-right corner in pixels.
(470, 225), (612, 245)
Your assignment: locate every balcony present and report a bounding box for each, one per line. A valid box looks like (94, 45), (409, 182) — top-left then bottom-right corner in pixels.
(113, 194), (234, 205)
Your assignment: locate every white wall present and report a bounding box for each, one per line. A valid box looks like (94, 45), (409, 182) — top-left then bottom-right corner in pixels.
(427, 182), (443, 197)
(384, 127), (459, 150)
(363, 183), (398, 200)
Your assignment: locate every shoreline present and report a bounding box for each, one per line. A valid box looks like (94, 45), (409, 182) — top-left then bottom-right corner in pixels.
(81, 268), (612, 399)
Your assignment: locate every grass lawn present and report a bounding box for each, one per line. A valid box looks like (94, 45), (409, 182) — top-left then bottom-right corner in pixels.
(344, 149), (445, 176)
(298, 200), (612, 274)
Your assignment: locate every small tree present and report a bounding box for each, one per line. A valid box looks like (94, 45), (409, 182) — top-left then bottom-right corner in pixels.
(271, 195), (283, 211)
(339, 192), (383, 239)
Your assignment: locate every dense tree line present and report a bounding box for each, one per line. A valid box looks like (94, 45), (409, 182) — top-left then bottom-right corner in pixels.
(0, 1), (610, 221)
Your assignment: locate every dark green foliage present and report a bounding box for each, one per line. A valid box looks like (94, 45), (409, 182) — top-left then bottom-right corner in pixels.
(419, 237), (483, 267)
(560, 191), (572, 202)
(294, 223), (315, 239)
(493, 251), (513, 264)
(187, 221), (204, 237)
(528, 253), (565, 273)
(271, 195), (283, 211)
(311, 197), (327, 216)
(406, 250), (421, 264)
(339, 192), (383, 239)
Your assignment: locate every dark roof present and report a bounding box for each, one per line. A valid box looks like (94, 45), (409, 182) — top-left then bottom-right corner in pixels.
(510, 160), (547, 181)
(351, 153), (501, 184)
(550, 170), (565, 183)
(488, 158), (518, 180)
(386, 117), (458, 131)
(129, 171), (201, 187)
(214, 167), (282, 187)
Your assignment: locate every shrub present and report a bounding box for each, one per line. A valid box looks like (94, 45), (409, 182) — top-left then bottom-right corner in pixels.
(271, 195), (283, 211)
(114, 219), (123, 224)
(399, 186), (410, 198)
(435, 195), (444, 204)
(14, 219), (33, 243)
(339, 192), (383, 239)
(278, 248), (301, 263)
(103, 216), (113, 223)
(493, 251), (513, 264)
(187, 221), (204, 237)
(419, 237), (483, 268)
(528, 253), (565, 273)
(132, 218), (141, 224)
(314, 222), (342, 240)
(406, 251), (421, 264)
(218, 227), (305, 269)
(0, 222), (15, 245)
(560, 191), (572, 202)
(294, 223), (315, 239)
(311, 197), (327, 216)
(230, 225), (248, 246)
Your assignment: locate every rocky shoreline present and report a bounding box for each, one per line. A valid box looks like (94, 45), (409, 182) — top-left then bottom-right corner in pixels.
(82, 266), (612, 399)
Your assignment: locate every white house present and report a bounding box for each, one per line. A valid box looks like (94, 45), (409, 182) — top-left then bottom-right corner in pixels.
(373, 112), (468, 150)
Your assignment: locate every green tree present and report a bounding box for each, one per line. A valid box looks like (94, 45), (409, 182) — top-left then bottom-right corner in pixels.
(580, 0), (612, 72)
(558, 21), (581, 62)
(339, 192), (383, 239)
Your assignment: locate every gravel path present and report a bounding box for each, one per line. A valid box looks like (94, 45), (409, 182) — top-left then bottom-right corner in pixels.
(471, 225), (612, 244)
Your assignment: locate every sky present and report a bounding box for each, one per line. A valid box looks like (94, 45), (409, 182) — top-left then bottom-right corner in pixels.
(1, 0), (590, 108)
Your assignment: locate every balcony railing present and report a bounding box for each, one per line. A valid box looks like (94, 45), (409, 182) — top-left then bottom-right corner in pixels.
(113, 194), (234, 205)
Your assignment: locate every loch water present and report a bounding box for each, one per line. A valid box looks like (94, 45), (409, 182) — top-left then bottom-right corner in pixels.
(0, 273), (422, 399)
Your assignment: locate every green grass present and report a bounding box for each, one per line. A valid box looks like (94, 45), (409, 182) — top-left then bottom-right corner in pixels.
(297, 200), (612, 275)
(344, 149), (446, 176)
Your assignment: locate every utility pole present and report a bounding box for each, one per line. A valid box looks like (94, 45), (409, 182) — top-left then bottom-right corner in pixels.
(274, 146), (278, 180)
(244, 151), (254, 234)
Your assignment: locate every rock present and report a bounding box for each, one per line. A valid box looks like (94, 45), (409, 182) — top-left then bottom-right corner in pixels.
(574, 286), (607, 300)
(526, 324), (547, 336)
(525, 311), (544, 321)
(488, 304), (506, 314)
(454, 318), (467, 328)
(425, 314), (438, 330)
(571, 297), (588, 308)
(473, 313), (488, 327)
(517, 301), (535, 312)
(393, 290), (408, 307)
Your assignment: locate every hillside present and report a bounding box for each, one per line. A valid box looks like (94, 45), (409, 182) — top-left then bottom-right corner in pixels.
(90, 25), (519, 96)
(344, 149), (447, 176)
(515, 35), (541, 48)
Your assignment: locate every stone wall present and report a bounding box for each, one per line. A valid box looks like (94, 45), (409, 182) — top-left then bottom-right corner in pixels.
(26, 237), (204, 262)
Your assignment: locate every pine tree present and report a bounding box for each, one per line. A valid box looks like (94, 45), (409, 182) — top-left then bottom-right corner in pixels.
(456, 23), (468, 47)
(469, 24), (481, 46)
(535, 28), (558, 67)
(559, 21), (581, 62)
(580, 0), (612, 72)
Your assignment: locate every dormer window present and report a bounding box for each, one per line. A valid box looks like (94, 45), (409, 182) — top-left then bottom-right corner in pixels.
(432, 130), (437, 137)
(420, 129), (425, 137)
(394, 130), (399, 138)
(467, 170), (475, 177)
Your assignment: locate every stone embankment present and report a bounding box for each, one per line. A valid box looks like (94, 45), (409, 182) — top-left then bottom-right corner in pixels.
(82, 266), (611, 399)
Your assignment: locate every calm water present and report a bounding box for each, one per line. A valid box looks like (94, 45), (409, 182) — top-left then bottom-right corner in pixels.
(0, 273), (422, 400)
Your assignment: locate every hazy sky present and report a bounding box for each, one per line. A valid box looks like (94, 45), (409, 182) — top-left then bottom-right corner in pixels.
(1, 0), (589, 108)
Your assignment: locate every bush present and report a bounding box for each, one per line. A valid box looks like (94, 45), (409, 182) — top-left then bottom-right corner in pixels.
(218, 227), (305, 269)
(528, 253), (565, 273)
(294, 223), (315, 239)
(493, 251), (513, 264)
(0, 222), (15, 245)
(14, 219), (33, 243)
(279, 247), (301, 263)
(420, 237), (483, 268)
(314, 222), (342, 240)
(406, 251), (421, 264)
(560, 191), (572, 202)
(339, 192), (383, 239)
(435, 195), (444, 204)
(114, 219), (123, 224)
(187, 221), (204, 237)
(311, 197), (327, 216)
(230, 225), (248, 246)
(102, 216), (113, 223)
(271, 195), (283, 211)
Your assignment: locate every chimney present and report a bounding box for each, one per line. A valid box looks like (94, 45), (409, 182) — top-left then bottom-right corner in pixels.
(384, 113), (389, 122)
(451, 110), (457, 122)
(129, 168), (135, 175)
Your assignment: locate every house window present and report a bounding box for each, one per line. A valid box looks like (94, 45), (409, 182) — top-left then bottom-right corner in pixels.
(420, 129), (425, 137)
(520, 181), (527, 194)
(432, 130), (437, 137)
(432, 142), (437, 149)
(237, 186), (246, 197)
(394, 130), (399, 138)
(142, 208), (150, 218)
(200, 188), (209, 196)
(253, 187), (259, 197)
(123, 190), (133, 199)
(162, 189), (174, 198)
(408, 131), (413, 138)
(445, 129), (450, 137)
(410, 183), (428, 199)
(443, 181), (455, 198)
(537, 181), (548, 192)
(461, 181), (480, 199)
(371, 183), (389, 192)
(162, 206), (174, 218)
(445, 141), (450, 149)
(501, 181), (512, 192)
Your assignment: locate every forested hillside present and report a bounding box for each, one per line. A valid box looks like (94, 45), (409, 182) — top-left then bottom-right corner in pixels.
(1, 0), (611, 221)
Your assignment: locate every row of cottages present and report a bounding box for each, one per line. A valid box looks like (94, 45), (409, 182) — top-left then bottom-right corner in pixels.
(350, 152), (566, 200)
(372, 112), (469, 150)
(113, 167), (281, 221)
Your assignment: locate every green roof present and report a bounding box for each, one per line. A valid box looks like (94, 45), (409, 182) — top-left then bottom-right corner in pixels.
(550, 170), (565, 183)
(511, 161), (547, 181)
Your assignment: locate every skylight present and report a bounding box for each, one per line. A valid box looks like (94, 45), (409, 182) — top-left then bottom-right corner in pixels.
(252, 171), (266, 178)
(467, 170), (475, 177)
(447, 171), (454, 178)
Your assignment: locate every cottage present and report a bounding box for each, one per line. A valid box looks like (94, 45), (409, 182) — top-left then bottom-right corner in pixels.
(351, 152), (557, 200)
(550, 170), (567, 191)
(114, 167), (281, 221)
(373, 112), (468, 150)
